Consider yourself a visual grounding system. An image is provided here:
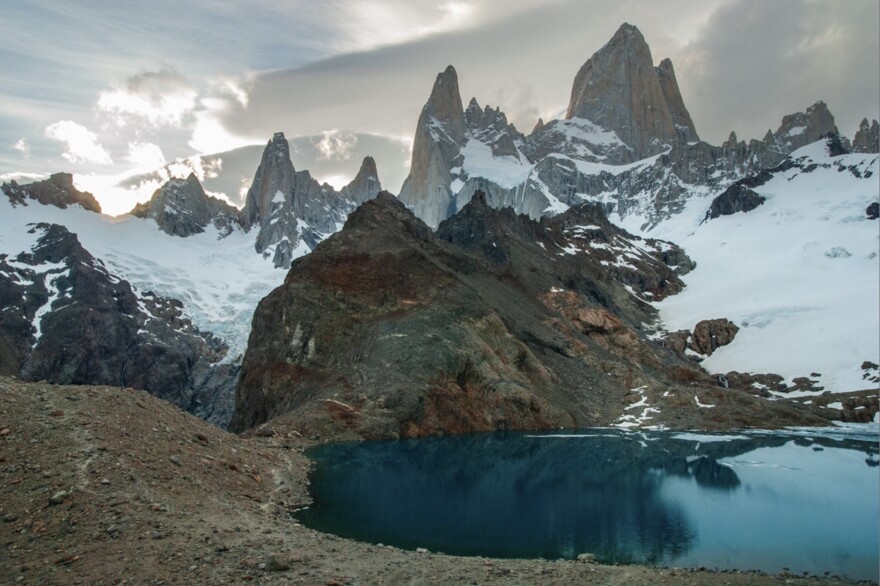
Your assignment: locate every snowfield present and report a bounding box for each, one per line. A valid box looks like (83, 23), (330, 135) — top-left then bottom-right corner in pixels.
(644, 141), (879, 392)
(0, 197), (289, 361)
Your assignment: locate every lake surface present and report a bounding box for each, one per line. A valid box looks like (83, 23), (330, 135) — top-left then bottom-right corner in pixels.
(297, 426), (879, 581)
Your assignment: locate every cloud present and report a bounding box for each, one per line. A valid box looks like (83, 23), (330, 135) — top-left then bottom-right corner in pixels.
(44, 120), (112, 164)
(314, 130), (358, 161)
(126, 142), (166, 171)
(12, 138), (30, 158)
(675, 0), (880, 141)
(97, 68), (198, 127)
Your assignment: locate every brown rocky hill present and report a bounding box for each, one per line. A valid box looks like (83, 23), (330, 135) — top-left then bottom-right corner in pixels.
(231, 191), (831, 439)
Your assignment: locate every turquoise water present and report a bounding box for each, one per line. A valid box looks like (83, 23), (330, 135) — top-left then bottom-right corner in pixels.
(297, 427), (879, 580)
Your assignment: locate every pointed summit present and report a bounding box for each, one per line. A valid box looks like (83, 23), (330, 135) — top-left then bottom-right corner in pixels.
(241, 132), (296, 231)
(566, 23), (698, 158)
(399, 65), (469, 229)
(425, 66), (467, 143)
(341, 156), (382, 205)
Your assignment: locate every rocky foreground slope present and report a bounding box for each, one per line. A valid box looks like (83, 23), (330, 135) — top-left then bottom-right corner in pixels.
(0, 378), (870, 586)
(231, 191), (836, 439)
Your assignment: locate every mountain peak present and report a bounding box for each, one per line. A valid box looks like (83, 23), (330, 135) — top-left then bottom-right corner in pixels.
(609, 22), (646, 45)
(566, 23), (698, 157)
(424, 65), (466, 138)
(341, 156), (382, 205)
(2, 173), (102, 213)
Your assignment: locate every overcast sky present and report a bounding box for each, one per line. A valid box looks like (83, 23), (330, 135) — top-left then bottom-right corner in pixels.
(1, 0), (877, 214)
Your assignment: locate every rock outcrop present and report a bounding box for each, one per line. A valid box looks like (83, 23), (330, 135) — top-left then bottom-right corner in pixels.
(231, 191), (823, 439)
(703, 184), (766, 221)
(688, 319), (740, 356)
(241, 133), (382, 267)
(0, 223), (237, 425)
(566, 23), (699, 159)
(2, 173), (101, 213)
(852, 118), (880, 153)
(398, 66), (468, 229)
(769, 101), (839, 153)
(129, 173), (240, 237)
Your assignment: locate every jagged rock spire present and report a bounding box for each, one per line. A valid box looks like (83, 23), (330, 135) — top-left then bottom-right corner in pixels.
(566, 23), (699, 157)
(398, 65), (467, 229)
(241, 132), (295, 231)
(852, 118), (879, 153)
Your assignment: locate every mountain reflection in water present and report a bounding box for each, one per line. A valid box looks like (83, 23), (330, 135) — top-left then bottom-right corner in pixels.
(298, 428), (879, 580)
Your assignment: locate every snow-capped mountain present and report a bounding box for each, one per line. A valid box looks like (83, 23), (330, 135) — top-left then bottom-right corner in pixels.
(241, 132), (381, 267)
(646, 139), (879, 395)
(395, 23), (879, 399)
(0, 133), (380, 426)
(398, 24), (875, 233)
(1, 21), (877, 433)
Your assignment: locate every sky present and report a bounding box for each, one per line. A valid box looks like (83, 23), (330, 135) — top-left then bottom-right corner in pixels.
(1, 0), (878, 215)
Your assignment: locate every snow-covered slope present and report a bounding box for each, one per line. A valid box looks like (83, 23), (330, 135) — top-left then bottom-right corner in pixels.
(0, 197), (287, 361)
(643, 141), (879, 393)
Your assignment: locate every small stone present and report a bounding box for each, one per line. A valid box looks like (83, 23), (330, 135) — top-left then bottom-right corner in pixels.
(3, 513), (17, 522)
(100, 478), (111, 485)
(577, 553), (596, 563)
(106, 525), (120, 537)
(265, 554), (290, 572)
(0, 428), (10, 436)
(416, 547), (428, 554)
(49, 491), (68, 505)
(168, 455), (182, 466)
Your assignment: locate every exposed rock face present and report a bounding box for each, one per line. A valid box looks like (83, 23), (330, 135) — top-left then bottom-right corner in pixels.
(232, 190), (749, 439)
(689, 319), (740, 356)
(397, 26), (877, 233)
(2, 173), (101, 213)
(770, 101), (839, 153)
(565, 23), (699, 158)
(866, 202), (879, 220)
(703, 184), (766, 221)
(129, 173), (240, 237)
(398, 66), (468, 229)
(241, 133), (382, 267)
(0, 223), (238, 425)
(852, 118), (880, 153)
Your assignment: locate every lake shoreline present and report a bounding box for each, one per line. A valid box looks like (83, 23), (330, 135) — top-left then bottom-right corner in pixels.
(0, 377), (875, 585)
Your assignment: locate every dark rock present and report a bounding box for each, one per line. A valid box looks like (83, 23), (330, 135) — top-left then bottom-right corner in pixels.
(0, 223), (239, 426)
(688, 319), (739, 356)
(2, 173), (101, 213)
(866, 202), (879, 220)
(852, 118), (879, 153)
(231, 191), (821, 438)
(240, 133), (382, 267)
(703, 184), (766, 222)
(823, 133), (849, 157)
(128, 174), (240, 237)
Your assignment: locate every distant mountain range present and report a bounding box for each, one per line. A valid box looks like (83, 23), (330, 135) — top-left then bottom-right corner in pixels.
(1, 23), (877, 433)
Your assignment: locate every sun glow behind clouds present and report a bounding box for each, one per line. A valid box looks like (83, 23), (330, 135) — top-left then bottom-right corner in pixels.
(44, 121), (112, 165)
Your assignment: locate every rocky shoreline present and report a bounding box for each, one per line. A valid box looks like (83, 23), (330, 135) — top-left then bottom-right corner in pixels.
(1, 377), (875, 585)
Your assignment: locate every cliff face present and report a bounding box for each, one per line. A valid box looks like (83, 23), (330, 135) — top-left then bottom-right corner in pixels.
(398, 66), (468, 229)
(231, 192), (828, 439)
(566, 24), (699, 158)
(0, 223), (238, 426)
(241, 133), (382, 267)
(129, 173), (240, 237)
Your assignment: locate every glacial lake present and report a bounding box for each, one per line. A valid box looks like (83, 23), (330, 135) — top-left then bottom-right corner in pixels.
(297, 427), (880, 581)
